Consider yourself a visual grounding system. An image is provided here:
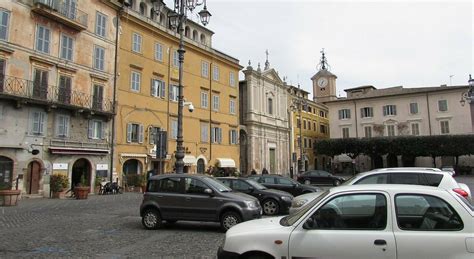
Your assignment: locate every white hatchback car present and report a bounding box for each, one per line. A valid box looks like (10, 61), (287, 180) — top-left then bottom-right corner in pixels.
(218, 184), (474, 259)
(290, 167), (472, 213)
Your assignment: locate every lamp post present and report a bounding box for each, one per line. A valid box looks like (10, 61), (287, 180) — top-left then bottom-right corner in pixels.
(151, 0), (211, 174)
(290, 86), (307, 176)
(460, 74), (474, 132)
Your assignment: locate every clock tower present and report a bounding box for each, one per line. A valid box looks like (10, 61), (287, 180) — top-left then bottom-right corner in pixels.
(311, 49), (337, 103)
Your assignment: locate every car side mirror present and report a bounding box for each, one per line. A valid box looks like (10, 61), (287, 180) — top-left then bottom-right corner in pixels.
(204, 188), (214, 196)
(303, 217), (318, 230)
(248, 187), (254, 192)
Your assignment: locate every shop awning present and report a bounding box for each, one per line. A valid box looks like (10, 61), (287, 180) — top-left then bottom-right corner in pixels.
(334, 154), (352, 163)
(120, 153), (147, 158)
(183, 155), (197, 166)
(216, 158), (236, 168)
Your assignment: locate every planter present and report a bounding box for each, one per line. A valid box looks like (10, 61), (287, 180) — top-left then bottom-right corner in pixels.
(0, 189), (21, 206)
(52, 190), (67, 199)
(74, 187), (90, 200)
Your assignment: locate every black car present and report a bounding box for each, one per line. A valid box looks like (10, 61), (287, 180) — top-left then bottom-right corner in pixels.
(247, 174), (320, 196)
(140, 174), (262, 231)
(297, 170), (345, 186)
(217, 177), (293, 215)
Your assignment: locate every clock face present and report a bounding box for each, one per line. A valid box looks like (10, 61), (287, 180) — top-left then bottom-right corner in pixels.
(317, 77), (328, 88)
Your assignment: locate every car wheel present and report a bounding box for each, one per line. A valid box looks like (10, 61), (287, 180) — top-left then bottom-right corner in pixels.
(221, 211), (242, 231)
(243, 252), (273, 259)
(304, 180), (311, 185)
(262, 199), (280, 215)
(333, 179), (341, 186)
(142, 209), (162, 230)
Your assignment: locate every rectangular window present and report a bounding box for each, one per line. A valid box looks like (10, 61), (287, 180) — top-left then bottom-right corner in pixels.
(36, 25), (51, 53)
(89, 120), (105, 139)
(0, 10), (10, 41)
(31, 111), (46, 135)
(267, 98), (273, 115)
(230, 98), (236, 114)
(169, 84), (179, 102)
(154, 42), (163, 61)
(94, 45), (105, 71)
(319, 110), (326, 118)
(60, 34), (74, 61)
(33, 69), (48, 100)
(383, 105), (397, 116)
(303, 120), (307, 130)
(213, 95), (220, 111)
(200, 123), (208, 142)
(440, 120), (450, 134)
(313, 122), (316, 132)
(151, 79), (166, 98)
(92, 84), (104, 110)
(342, 127), (349, 138)
(148, 126), (160, 145)
(56, 114), (70, 137)
(212, 65), (219, 81)
(320, 124), (327, 134)
(360, 107), (373, 118)
(296, 137), (300, 148)
(338, 109), (351, 119)
(201, 91), (208, 108)
(411, 123), (420, 136)
(201, 61), (209, 78)
(95, 12), (107, 37)
(132, 33), (142, 53)
(438, 100), (448, 112)
(131, 71), (141, 92)
(126, 123), (143, 143)
(211, 127), (222, 143)
(409, 103), (418, 114)
(229, 72), (235, 86)
(387, 125), (395, 136)
(173, 50), (179, 68)
(58, 75), (72, 104)
(229, 129), (238, 144)
(364, 126), (372, 138)
(171, 119), (178, 139)
(304, 138), (308, 148)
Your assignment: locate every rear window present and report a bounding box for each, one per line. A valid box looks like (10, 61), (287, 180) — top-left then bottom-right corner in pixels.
(390, 173), (420, 185)
(421, 173), (443, 187)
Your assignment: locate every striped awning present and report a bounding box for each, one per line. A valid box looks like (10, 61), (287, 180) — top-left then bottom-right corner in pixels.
(216, 158), (236, 168)
(183, 155), (197, 166)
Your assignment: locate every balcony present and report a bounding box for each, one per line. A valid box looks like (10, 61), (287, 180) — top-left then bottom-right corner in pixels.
(0, 75), (113, 116)
(32, 0), (88, 31)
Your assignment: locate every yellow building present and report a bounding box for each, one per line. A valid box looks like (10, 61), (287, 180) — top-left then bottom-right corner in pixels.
(288, 86), (330, 173)
(113, 0), (241, 184)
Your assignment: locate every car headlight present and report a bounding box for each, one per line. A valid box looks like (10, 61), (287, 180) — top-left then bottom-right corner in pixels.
(244, 200), (258, 208)
(281, 196), (293, 201)
(291, 199), (308, 208)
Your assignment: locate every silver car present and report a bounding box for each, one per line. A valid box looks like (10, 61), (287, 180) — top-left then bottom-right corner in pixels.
(290, 167), (472, 213)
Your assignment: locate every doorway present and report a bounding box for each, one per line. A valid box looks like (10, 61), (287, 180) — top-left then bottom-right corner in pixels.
(197, 159), (205, 174)
(269, 148), (276, 174)
(0, 156), (14, 189)
(72, 159), (91, 190)
(26, 161), (41, 194)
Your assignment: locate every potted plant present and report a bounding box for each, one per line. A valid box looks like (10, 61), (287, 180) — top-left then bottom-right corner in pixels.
(74, 175), (89, 199)
(139, 174), (147, 193)
(0, 182), (21, 206)
(50, 174), (68, 199)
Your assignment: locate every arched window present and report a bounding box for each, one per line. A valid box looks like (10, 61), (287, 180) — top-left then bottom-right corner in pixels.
(192, 30), (198, 41)
(197, 159), (205, 174)
(150, 8), (155, 20)
(139, 2), (146, 16)
(159, 12), (164, 24)
(185, 26), (191, 38)
(267, 98), (273, 115)
(200, 34), (206, 45)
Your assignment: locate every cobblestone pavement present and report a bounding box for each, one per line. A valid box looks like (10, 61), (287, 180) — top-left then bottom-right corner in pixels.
(0, 193), (224, 258)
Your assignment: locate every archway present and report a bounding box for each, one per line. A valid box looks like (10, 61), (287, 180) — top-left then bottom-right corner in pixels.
(197, 159), (205, 174)
(0, 156), (14, 189)
(26, 161), (41, 194)
(387, 154), (398, 167)
(72, 158), (91, 190)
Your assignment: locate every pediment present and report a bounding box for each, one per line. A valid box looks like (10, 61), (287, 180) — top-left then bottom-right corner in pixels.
(262, 69), (283, 84)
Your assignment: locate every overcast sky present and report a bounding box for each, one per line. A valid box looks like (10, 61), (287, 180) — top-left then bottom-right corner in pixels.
(178, 0), (472, 98)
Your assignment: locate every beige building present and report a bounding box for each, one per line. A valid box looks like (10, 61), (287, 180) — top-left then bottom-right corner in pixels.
(0, 0), (117, 196)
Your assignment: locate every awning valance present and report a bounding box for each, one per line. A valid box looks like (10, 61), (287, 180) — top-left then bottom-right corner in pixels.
(183, 155), (197, 166)
(120, 153), (147, 158)
(49, 147), (109, 155)
(216, 158), (236, 168)
(334, 154), (352, 163)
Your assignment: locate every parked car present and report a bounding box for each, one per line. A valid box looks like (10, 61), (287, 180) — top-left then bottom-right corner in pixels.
(247, 174), (320, 196)
(289, 167), (472, 213)
(217, 177), (293, 215)
(296, 170), (345, 186)
(218, 184), (474, 259)
(140, 174), (262, 231)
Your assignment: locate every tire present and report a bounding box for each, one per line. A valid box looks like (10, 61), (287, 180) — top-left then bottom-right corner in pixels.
(142, 209), (162, 230)
(220, 211), (242, 231)
(333, 179), (341, 186)
(262, 199), (280, 215)
(304, 180), (311, 185)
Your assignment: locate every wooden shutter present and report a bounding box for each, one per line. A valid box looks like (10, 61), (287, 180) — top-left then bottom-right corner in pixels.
(88, 120), (93, 138)
(138, 124), (144, 143)
(393, 105), (397, 115)
(151, 79), (157, 97)
(100, 121), (105, 139)
(161, 81), (166, 98)
(127, 123), (132, 142)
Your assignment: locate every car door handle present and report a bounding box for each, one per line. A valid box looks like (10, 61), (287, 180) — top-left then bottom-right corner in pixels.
(185, 197), (192, 201)
(374, 239), (386, 246)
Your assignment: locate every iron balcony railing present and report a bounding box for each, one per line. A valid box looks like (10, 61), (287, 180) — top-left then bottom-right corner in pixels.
(50, 139), (109, 150)
(0, 75), (113, 114)
(33, 0), (88, 29)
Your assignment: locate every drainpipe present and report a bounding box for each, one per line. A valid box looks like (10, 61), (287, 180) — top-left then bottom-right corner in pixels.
(426, 92), (432, 136)
(209, 61), (213, 165)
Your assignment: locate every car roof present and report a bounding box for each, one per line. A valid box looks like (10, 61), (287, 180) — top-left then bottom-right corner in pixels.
(148, 173), (210, 180)
(356, 167), (449, 178)
(329, 184), (446, 195)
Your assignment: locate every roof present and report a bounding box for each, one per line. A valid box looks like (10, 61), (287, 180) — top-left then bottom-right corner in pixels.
(329, 184), (444, 194)
(325, 85), (469, 103)
(311, 69), (337, 80)
(344, 85), (377, 92)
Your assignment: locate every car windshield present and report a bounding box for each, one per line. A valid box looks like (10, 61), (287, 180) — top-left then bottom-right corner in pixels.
(246, 179), (267, 190)
(203, 177), (232, 192)
(280, 190), (330, 226)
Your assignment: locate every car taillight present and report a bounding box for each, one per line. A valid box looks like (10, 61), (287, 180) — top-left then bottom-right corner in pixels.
(453, 188), (469, 198)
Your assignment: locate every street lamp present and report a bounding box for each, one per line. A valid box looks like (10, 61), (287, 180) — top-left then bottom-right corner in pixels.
(460, 74), (474, 106)
(290, 85), (307, 176)
(151, 0), (211, 174)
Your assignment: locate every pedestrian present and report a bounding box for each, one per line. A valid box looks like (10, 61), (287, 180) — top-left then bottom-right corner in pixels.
(250, 169), (257, 175)
(262, 167), (268, 175)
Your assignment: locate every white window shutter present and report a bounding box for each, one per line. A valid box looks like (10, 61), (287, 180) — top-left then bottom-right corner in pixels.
(127, 123), (132, 142)
(88, 120), (93, 139)
(161, 81), (166, 98)
(138, 124), (144, 143)
(229, 130), (232, 144)
(218, 128), (222, 143)
(151, 79), (157, 97)
(64, 116), (70, 137)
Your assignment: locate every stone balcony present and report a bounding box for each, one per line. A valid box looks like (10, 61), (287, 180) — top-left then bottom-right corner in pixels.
(32, 0), (88, 31)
